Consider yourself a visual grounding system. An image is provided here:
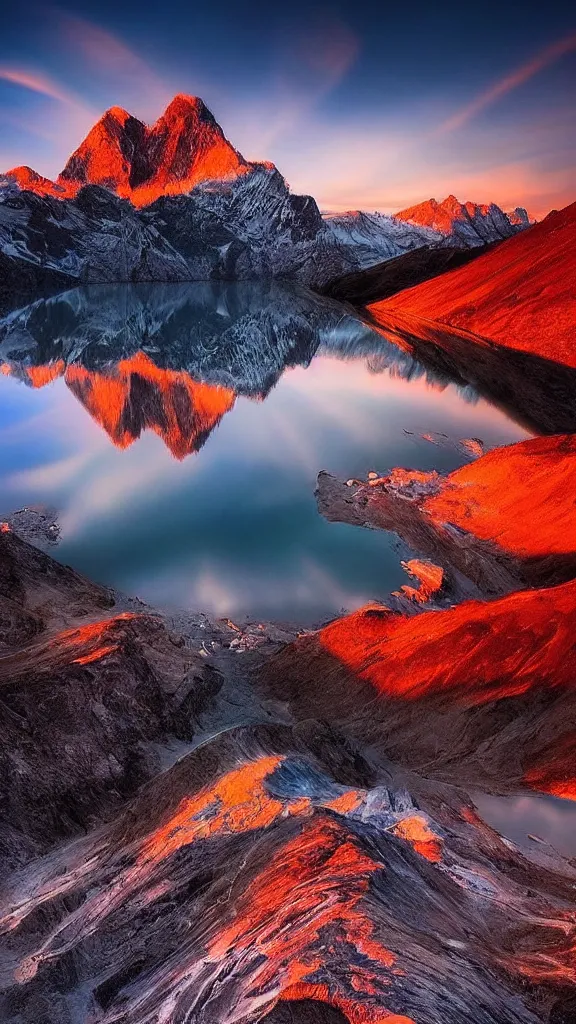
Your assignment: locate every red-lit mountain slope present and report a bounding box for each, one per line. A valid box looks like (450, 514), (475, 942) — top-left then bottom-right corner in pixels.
(260, 578), (576, 798)
(371, 202), (576, 367)
(317, 434), (576, 597)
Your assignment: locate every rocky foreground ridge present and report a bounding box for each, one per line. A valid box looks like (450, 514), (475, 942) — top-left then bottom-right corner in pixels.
(1, 424), (576, 1021)
(0, 95), (529, 295)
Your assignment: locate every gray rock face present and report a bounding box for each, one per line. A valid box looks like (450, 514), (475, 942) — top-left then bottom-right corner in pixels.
(321, 209), (442, 267)
(1, 156), (531, 295)
(0, 184), (191, 284)
(140, 165), (344, 284)
(460, 201), (520, 244)
(0, 529), (220, 868)
(508, 206), (530, 228)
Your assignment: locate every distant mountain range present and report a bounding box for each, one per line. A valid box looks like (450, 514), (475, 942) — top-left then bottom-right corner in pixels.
(0, 94), (530, 294)
(395, 195), (530, 246)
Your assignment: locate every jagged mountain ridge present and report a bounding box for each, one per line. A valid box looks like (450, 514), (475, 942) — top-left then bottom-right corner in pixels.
(396, 194), (531, 246)
(321, 209), (442, 265)
(0, 95), (530, 290)
(7, 95), (254, 206)
(2, 530), (576, 1023)
(0, 172), (391, 290)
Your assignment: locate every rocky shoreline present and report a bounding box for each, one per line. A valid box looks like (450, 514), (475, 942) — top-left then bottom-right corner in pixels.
(1, 422), (576, 1022)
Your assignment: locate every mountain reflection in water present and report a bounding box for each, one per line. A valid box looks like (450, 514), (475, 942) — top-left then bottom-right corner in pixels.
(0, 282), (528, 622)
(0, 281), (469, 458)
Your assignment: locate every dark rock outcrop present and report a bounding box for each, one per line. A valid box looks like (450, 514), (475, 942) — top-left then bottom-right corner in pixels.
(320, 243), (492, 305)
(0, 529), (220, 867)
(0, 251), (75, 316)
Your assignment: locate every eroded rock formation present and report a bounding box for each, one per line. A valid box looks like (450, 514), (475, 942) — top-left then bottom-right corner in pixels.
(2, 720), (576, 1024)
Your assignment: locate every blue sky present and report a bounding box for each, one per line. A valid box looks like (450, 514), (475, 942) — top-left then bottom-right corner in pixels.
(1, 1), (575, 216)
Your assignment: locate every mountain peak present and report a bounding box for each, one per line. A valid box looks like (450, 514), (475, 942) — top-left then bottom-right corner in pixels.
(5, 164), (68, 197)
(161, 94), (212, 121)
(102, 106), (133, 125)
(7, 96), (253, 207)
(508, 206), (530, 227)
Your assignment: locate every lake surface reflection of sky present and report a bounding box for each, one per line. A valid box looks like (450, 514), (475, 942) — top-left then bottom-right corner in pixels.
(0, 349), (527, 623)
(475, 791), (576, 861)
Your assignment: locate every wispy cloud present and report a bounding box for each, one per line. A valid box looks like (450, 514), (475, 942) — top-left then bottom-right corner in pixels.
(238, 15), (359, 155)
(0, 63), (97, 167)
(0, 14), (175, 169)
(1, 14), (175, 125)
(58, 14), (173, 117)
(0, 66), (89, 112)
(435, 31), (576, 136)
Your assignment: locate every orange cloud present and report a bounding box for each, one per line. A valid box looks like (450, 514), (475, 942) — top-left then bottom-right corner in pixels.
(436, 31), (576, 135)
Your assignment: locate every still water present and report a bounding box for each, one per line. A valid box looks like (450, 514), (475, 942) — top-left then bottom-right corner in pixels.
(0, 282), (528, 623)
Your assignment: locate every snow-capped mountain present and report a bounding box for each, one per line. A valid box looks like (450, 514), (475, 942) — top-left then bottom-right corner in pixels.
(0, 183), (191, 284)
(0, 96), (531, 293)
(395, 195), (531, 246)
(6, 95), (253, 206)
(321, 209), (442, 267)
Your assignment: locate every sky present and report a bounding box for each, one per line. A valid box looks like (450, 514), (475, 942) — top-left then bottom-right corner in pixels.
(0, 1), (574, 218)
